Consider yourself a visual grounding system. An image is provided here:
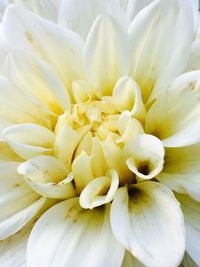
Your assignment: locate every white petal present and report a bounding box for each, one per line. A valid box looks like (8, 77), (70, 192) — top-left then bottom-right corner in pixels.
(54, 113), (89, 169)
(0, 198), (58, 267)
(0, 197), (45, 240)
(3, 5), (85, 97)
(102, 136), (133, 184)
(111, 77), (145, 120)
(0, 141), (21, 162)
(58, 0), (129, 40)
(0, 77), (51, 129)
(124, 134), (164, 180)
(116, 112), (144, 144)
(186, 40), (200, 71)
(128, 0), (193, 102)
(12, 0), (61, 22)
(27, 199), (125, 267)
(0, 162), (39, 221)
(145, 71), (200, 147)
(80, 169), (119, 209)
(85, 15), (130, 96)
(0, 220), (32, 267)
(18, 155), (75, 199)
(72, 151), (94, 192)
(126, 0), (154, 21)
(6, 51), (71, 114)
(110, 183), (185, 267)
(2, 123), (54, 160)
(121, 251), (145, 267)
(157, 144), (200, 201)
(176, 194), (200, 266)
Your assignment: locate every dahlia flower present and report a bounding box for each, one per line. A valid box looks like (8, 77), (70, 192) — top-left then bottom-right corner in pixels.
(0, 0), (200, 266)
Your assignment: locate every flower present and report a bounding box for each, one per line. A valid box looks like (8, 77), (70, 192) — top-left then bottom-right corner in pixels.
(0, 0), (200, 266)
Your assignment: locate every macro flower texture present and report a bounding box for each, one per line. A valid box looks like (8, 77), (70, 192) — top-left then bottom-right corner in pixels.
(0, 0), (200, 266)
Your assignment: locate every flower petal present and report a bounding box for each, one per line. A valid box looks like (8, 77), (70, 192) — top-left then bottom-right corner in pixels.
(3, 4), (85, 98)
(157, 144), (200, 201)
(84, 15), (130, 96)
(145, 71), (200, 147)
(126, 0), (154, 21)
(0, 219), (32, 267)
(124, 134), (164, 180)
(0, 161), (46, 239)
(58, 0), (129, 39)
(2, 123), (55, 160)
(0, 141), (21, 162)
(186, 40), (200, 71)
(111, 76), (146, 120)
(0, 77), (51, 130)
(176, 194), (200, 266)
(80, 169), (119, 209)
(18, 155), (75, 199)
(6, 50), (71, 114)
(128, 0), (193, 102)
(27, 199), (125, 267)
(12, 0), (61, 22)
(110, 182), (185, 267)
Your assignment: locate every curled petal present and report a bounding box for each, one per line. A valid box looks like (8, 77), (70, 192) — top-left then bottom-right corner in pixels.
(124, 134), (164, 180)
(80, 169), (119, 209)
(18, 155), (75, 199)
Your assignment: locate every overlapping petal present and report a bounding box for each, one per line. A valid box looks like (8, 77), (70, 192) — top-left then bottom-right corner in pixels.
(110, 183), (185, 267)
(27, 199), (125, 267)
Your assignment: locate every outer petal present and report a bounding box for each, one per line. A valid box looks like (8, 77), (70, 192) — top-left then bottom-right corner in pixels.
(0, 77), (51, 132)
(27, 199), (125, 267)
(0, 141), (22, 162)
(0, 220), (32, 267)
(186, 40), (200, 71)
(84, 15), (130, 96)
(128, 0), (193, 102)
(2, 123), (55, 160)
(0, 162), (45, 239)
(145, 71), (200, 147)
(157, 144), (200, 201)
(58, 0), (129, 40)
(6, 51), (71, 114)
(176, 194), (200, 266)
(110, 183), (185, 267)
(126, 0), (154, 21)
(12, 0), (61, 22)
(0, 198), (58, 267)
(3, 5), (85, 98)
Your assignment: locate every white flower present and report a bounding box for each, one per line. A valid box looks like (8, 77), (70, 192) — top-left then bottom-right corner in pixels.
(0, 0), (200, 267)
